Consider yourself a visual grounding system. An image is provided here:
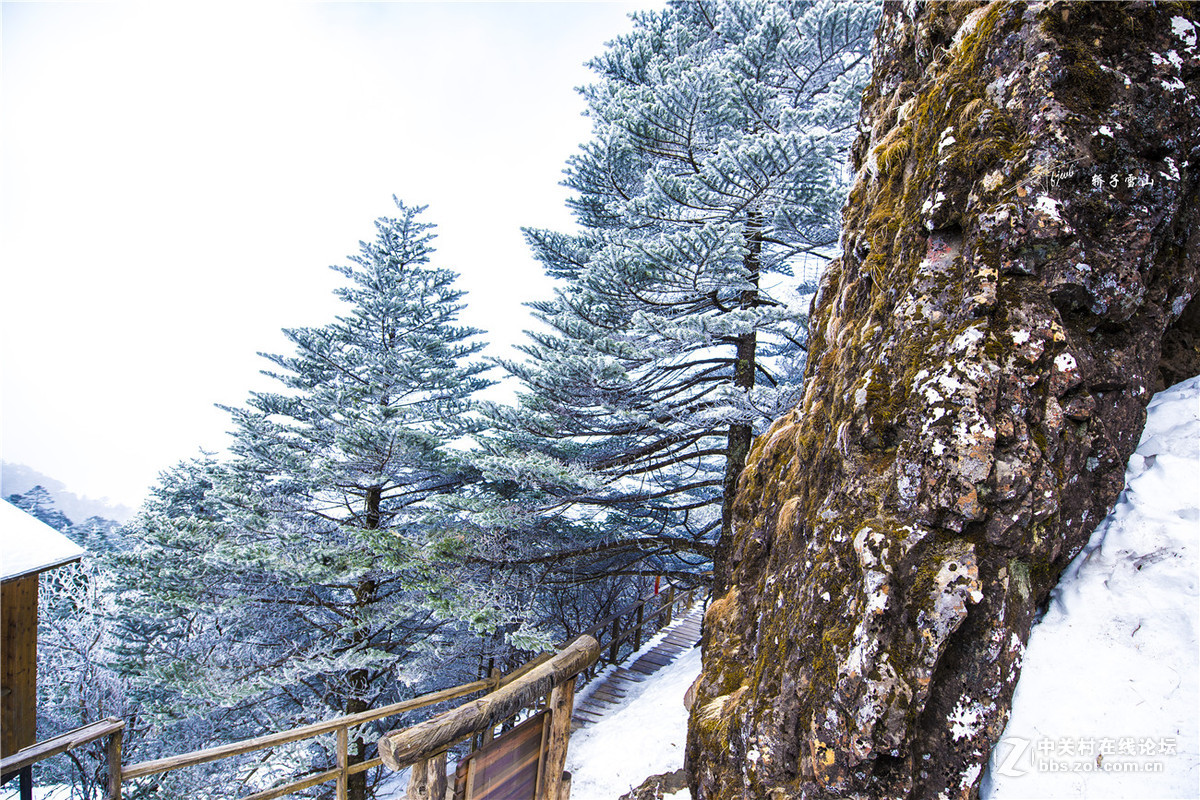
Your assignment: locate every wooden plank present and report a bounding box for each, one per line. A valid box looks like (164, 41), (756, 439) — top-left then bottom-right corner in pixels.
(1, 574), (37, 758)
(662, 637), (698, 648)
(0, 718), (125, 775)
(571, 709), (603, 722)
(237, 767), (341, 800)
(468, 713), (543, 798)
(575, 704), (608, 718)
(635, 652), (674, 666)
(379, 636), (598, 771)
(454, 712), (545, 800)
(346, 756), (382, 776)
(605, 673), (641, 684)
(533, 713), (550, 800)
(405, 751), (447, 800)
(107, 725), (123, 800)
(124, 678), (494, 780)
(539, 681), (574, 800)
(336, 727), (348, 800)
(465, 757), (477, 800)
(610, 668), (646, 679)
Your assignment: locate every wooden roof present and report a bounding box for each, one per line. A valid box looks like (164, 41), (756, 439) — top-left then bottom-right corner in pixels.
(0, 501), (84, 582)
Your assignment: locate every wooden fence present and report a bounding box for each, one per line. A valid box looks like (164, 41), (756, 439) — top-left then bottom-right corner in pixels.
(0, 584), (699, 800)
(572, 585), (697, 684)
(378, 635), (599, 800)
(0, 718), (124, 800)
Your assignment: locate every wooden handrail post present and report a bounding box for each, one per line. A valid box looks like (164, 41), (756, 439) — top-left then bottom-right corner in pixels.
(405, 752), (447, 800)
(336, 727), (349, 800)
(633, 602), (644, 652)
(538, 678), (575, 800)
(481, 668), (501, 746)
(107, 726), (123, 800)
(608, 618), (620, 664)
(664, 586), (676, 626)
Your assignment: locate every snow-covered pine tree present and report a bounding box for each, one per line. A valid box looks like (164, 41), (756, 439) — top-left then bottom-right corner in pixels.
(113, 200), (492, 800)
(480, 0), (878, 588)
(7, 485), (74, 531)
(108, 456), (274, 799)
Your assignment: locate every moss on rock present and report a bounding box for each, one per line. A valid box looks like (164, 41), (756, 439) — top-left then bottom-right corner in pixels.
(688, 2), (1200, 798)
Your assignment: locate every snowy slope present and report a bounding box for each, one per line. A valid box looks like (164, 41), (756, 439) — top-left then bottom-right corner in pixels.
(983, 374), (1199, 799)
(567, 644), (700, 800)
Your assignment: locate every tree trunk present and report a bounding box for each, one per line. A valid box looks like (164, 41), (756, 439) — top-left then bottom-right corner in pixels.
(716, 213), (763, 595)
(345, 578), (377, 800)
(346, 483), (384, 800)
(688, 2), (1200, 798)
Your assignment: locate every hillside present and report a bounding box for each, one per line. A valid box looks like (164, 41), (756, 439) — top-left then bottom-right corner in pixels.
(1, 462), (134, 524)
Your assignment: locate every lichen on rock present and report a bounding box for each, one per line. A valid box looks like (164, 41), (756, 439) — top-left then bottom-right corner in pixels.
(687, 2), (1199, 798)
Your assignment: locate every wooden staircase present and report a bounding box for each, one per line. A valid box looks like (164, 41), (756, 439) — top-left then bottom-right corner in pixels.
(570, 604), (703, 729)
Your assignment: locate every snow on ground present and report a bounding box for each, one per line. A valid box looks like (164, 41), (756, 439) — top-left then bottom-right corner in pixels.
(567, 641), (702, 800)
(983, 374), (1200, 799)
(0, 783), (71, 799)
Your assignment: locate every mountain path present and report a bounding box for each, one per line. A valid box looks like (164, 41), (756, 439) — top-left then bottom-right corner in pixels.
(571, 604), (703, 729)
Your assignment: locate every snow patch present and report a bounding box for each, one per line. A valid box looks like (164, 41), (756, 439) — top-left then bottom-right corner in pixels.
(1171, 16), (1197, 50)
(567, 634), (702, 800)
(983, 375), (1200, 799)
(1053, 351), (1077, 372)
(1162, 156), (1181, 181)
(950, 699), (987, 741)
(950, 324), (985, 355)
(1034, 195), (1064, 222)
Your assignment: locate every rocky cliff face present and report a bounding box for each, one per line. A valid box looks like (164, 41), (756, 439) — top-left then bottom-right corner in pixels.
(686, 2), (1199, 798)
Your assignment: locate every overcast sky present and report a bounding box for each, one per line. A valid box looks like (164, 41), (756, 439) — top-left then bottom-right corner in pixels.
(2, 1), (653, 510)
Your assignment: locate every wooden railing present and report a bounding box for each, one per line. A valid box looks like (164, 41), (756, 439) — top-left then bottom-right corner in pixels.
(2, 584), (700, 800)
(122, 679), (498, 800)
(572, 584), (699, 684)
(378, 635), (600, 800)
(472, 584), (700, 698)
(0, 717), (124, 800)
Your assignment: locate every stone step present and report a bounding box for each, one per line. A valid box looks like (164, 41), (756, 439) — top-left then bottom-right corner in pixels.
(571, 601), (705, 728)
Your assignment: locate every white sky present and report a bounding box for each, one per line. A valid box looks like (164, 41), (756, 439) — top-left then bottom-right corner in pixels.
(1, 0), (652, 509)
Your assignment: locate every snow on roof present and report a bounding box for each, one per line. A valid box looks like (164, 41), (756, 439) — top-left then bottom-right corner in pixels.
(0, 500), (84, 582)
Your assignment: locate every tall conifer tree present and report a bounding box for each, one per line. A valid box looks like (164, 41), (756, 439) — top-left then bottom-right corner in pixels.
(115, 200), (490, 800)
(481, 0), (878, 588)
